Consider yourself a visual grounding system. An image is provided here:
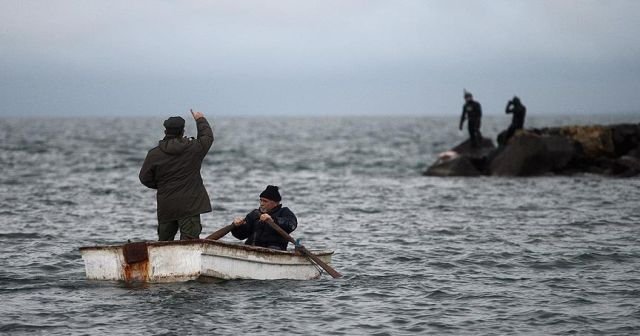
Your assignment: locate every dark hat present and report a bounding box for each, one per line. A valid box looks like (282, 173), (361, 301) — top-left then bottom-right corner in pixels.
(259, 185), (281, 202)
(464, 90), (472, 98)
(164, 116), (185, 129)
(163, 116), (185, 135)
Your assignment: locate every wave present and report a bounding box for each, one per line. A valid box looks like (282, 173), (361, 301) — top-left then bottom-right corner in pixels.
(0, 323), (64, 332)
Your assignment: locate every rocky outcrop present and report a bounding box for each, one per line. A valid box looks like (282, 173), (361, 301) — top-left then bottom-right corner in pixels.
(424, 123), (640, 177)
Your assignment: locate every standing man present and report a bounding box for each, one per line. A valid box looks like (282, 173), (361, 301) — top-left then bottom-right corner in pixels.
(459, 90), (483, 147)
(504, 96), (527, 142)
(139, 110), (214, 241)
(230, 185), (298, 251)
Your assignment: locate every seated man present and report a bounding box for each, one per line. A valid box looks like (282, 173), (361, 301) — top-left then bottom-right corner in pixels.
(230, 185), (297, 250)
(505, 96), (527, 141)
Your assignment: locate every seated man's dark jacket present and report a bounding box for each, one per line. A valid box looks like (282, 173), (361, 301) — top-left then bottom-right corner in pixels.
(139, 118), (214, 221)
(231, 205), (297, 250)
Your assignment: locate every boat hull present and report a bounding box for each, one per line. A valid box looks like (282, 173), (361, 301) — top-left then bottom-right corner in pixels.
(80, 240), (333, 282)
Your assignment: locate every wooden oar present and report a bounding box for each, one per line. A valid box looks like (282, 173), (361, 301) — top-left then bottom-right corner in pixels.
(204, 224), (236, 240)
(264, 219), (342, 279)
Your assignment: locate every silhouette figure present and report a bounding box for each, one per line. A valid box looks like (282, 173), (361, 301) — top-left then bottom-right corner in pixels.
(459, 90), (483, 147)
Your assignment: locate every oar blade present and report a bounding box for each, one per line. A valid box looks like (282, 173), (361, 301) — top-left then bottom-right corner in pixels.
(299, 246), (342, 278)
(265, 219), (343, 279)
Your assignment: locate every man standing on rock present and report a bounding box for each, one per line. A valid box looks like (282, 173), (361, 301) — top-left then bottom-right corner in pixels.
(504, 96), (527, 142)
(459, 90), (483, 147)
(139, 110), (214, 241)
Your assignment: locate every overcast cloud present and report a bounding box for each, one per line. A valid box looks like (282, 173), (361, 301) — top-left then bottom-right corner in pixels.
(1, 0), (639, 117)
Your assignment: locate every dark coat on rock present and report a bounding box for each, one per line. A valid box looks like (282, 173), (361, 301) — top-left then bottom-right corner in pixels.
(461, 100), (482, 129)
(506, 99), (526, 130)
(231, 205), (297, 251)
(460, 100), (483, 146)
(139, 118), (214, 221)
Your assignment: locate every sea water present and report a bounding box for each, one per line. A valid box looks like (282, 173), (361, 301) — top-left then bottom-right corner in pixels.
(1, 114), (639, 335)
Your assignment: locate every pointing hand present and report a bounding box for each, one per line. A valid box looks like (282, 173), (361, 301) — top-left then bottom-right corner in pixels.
(190, 109), (204, 120)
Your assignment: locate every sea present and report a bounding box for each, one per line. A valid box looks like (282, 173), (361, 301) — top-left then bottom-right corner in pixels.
(1, 114), (639, 335)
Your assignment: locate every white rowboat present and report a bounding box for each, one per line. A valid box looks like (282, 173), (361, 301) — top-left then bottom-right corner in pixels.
(79, 240), (334, 282)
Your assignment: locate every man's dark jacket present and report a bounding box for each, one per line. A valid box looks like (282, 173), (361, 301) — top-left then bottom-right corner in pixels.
(139, 118), (214, 221)
(506, 101), (526, 129)
(460, 100), (482, 130)
(231, 205), (297, 250)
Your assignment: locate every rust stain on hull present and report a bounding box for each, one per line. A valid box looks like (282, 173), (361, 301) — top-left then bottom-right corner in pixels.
(122, 242), (150, 282)
(123, 261), (150, 282)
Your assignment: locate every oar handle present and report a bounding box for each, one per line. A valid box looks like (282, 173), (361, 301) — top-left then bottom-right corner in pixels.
(205, 224), (235, 240)
(265, 219), (342, 278)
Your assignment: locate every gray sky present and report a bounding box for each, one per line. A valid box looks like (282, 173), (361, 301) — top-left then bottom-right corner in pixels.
(1, 0), (639, 117)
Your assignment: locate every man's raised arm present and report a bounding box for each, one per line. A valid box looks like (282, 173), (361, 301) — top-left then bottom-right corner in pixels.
(190, 109), (214, 153)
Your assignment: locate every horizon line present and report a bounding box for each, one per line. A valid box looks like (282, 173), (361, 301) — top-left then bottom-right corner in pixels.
(1, 110), (639, 119)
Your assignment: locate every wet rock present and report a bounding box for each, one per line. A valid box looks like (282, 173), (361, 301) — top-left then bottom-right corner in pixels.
(609, 145), (640, 177)
(625, 146), (640, 160)
(451, 138), (496, 159)
(423, 155), (482, 177)
(557, 125), (614, 158)
(490, 132), (575, 176)
(613, 157), (640, 177)
(611, 124), (640, 156)
(424, 138), (495, 176)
